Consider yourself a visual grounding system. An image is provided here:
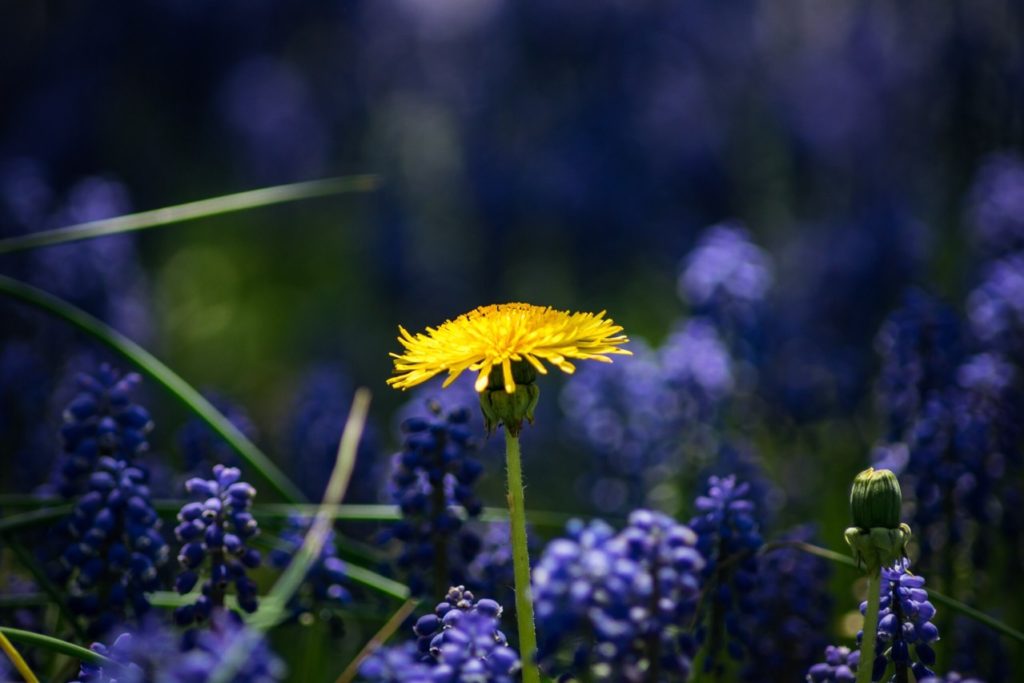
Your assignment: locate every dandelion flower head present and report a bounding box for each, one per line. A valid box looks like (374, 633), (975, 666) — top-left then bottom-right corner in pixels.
(387, 303), (631, 394)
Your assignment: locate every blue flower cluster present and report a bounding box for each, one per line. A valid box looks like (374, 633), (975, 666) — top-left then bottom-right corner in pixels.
(381, 400), (484, 597)
(807, 645), (860, 682)
(282, 365), (381, 502)
(678, 222), (773, 338)
(59, 456), (169, 636)
(858, 560), (940, 682)
(561, 222), (768, 516)
(690, 475), (762, 674)
(874, 290), (963, 441)
(561, 322), (735, 514)
(359, 587), (519, 683)
(69, 612), (285, 683)
(920, 674), (988, 683)
(532, 510), (705, 682)
(968, 254), (1024, 361)
(741, 528), (832, 682)
(173, 465), (261, 625)
(53, 365), (153, 498)
(269, 514), (351, 620)
(967, 153), (1024, 255)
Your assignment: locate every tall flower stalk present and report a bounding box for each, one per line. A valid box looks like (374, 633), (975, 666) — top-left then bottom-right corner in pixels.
(387, 302), (631, 683)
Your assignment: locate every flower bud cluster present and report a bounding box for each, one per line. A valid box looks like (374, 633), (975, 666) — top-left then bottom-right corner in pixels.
(173, 464), (261, 625)
(359, 587), (518, 683)
(690, 475), (762, 672)
(54, 364), (153, 498)
(60, 456), (168, 636)
(807, 645), (860, 682)
(70, 612), (285, 683)
(532, 510), (705, 682)
(381, 401), (484, 596)
(858, 559), (940, 682)
(742, 527), (832, 681)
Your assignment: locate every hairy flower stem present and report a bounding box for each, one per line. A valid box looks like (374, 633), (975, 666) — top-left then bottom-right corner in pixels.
(857, 568), (882, 683)
(505, 430), (540, 683)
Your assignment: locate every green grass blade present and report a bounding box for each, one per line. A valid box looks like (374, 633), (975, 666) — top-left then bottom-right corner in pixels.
(210, 389), (373, 683)
(765, 539), (1024, 646)
(344, 563), (410, 601)
(0, 627), (110, 666)
(250, 388), (373, 631)
(0, 175), (380, 255)
(0, 495), (575, 526)
(0, 505), (71, 534)
(335, 598), (419, 683)
(0, 274), (305, 503)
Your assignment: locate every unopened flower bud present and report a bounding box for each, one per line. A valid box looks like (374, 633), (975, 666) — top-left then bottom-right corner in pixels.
(845, 468), (911, 571)
(850, 467), (902, 531)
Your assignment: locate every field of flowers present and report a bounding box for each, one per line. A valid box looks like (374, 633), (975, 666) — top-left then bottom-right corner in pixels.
(2, 2), (1023, 682)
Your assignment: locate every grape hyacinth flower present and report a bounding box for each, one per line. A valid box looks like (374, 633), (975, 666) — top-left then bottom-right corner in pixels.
(966, 152), (1024, 255)
(807, 645), (860, 682)
(967, 254), (1024, 361)
(690, 475), (763, 674)
(380, 400), (485, 598)
(532, 510), (705, 682)
(269, 514), (351, 622)
(173, 465), (261, 626)
(560, 340), (684, 513)
(858, 559), (941, 682)
(919, 674), (987, 683)
(358, 643), (432, 683)
(52, 364), (153, 498)
(411, 585), (508, 660)
(359, 587), (519, 683)
(742, 527), (832, 682)
(283, 365), (380, 502)
(874, 290), (963, 442)
(678, 222), (773, 337)
(59, 456), (168, 637)
(69, 612), (285, 682)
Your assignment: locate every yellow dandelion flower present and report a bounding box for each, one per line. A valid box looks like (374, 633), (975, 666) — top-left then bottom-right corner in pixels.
(387, 302), (631, 394)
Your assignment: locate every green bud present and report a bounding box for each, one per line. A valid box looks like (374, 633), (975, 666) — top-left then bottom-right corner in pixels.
(850, 467), (902, 531)
(479, 361), (540, 436)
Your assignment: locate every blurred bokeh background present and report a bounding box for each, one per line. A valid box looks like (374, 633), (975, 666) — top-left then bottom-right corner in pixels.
(2, 1), (1023, 680)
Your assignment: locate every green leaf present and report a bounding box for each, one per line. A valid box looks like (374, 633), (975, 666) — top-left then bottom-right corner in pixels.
(0, 274), (306, 503)
(0, 175), (380, 255)
(0, 627), (109, 666)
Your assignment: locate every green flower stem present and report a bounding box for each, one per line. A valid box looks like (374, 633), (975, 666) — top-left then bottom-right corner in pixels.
(505, 430), (540, 683)
(857, 568), (882, 683)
